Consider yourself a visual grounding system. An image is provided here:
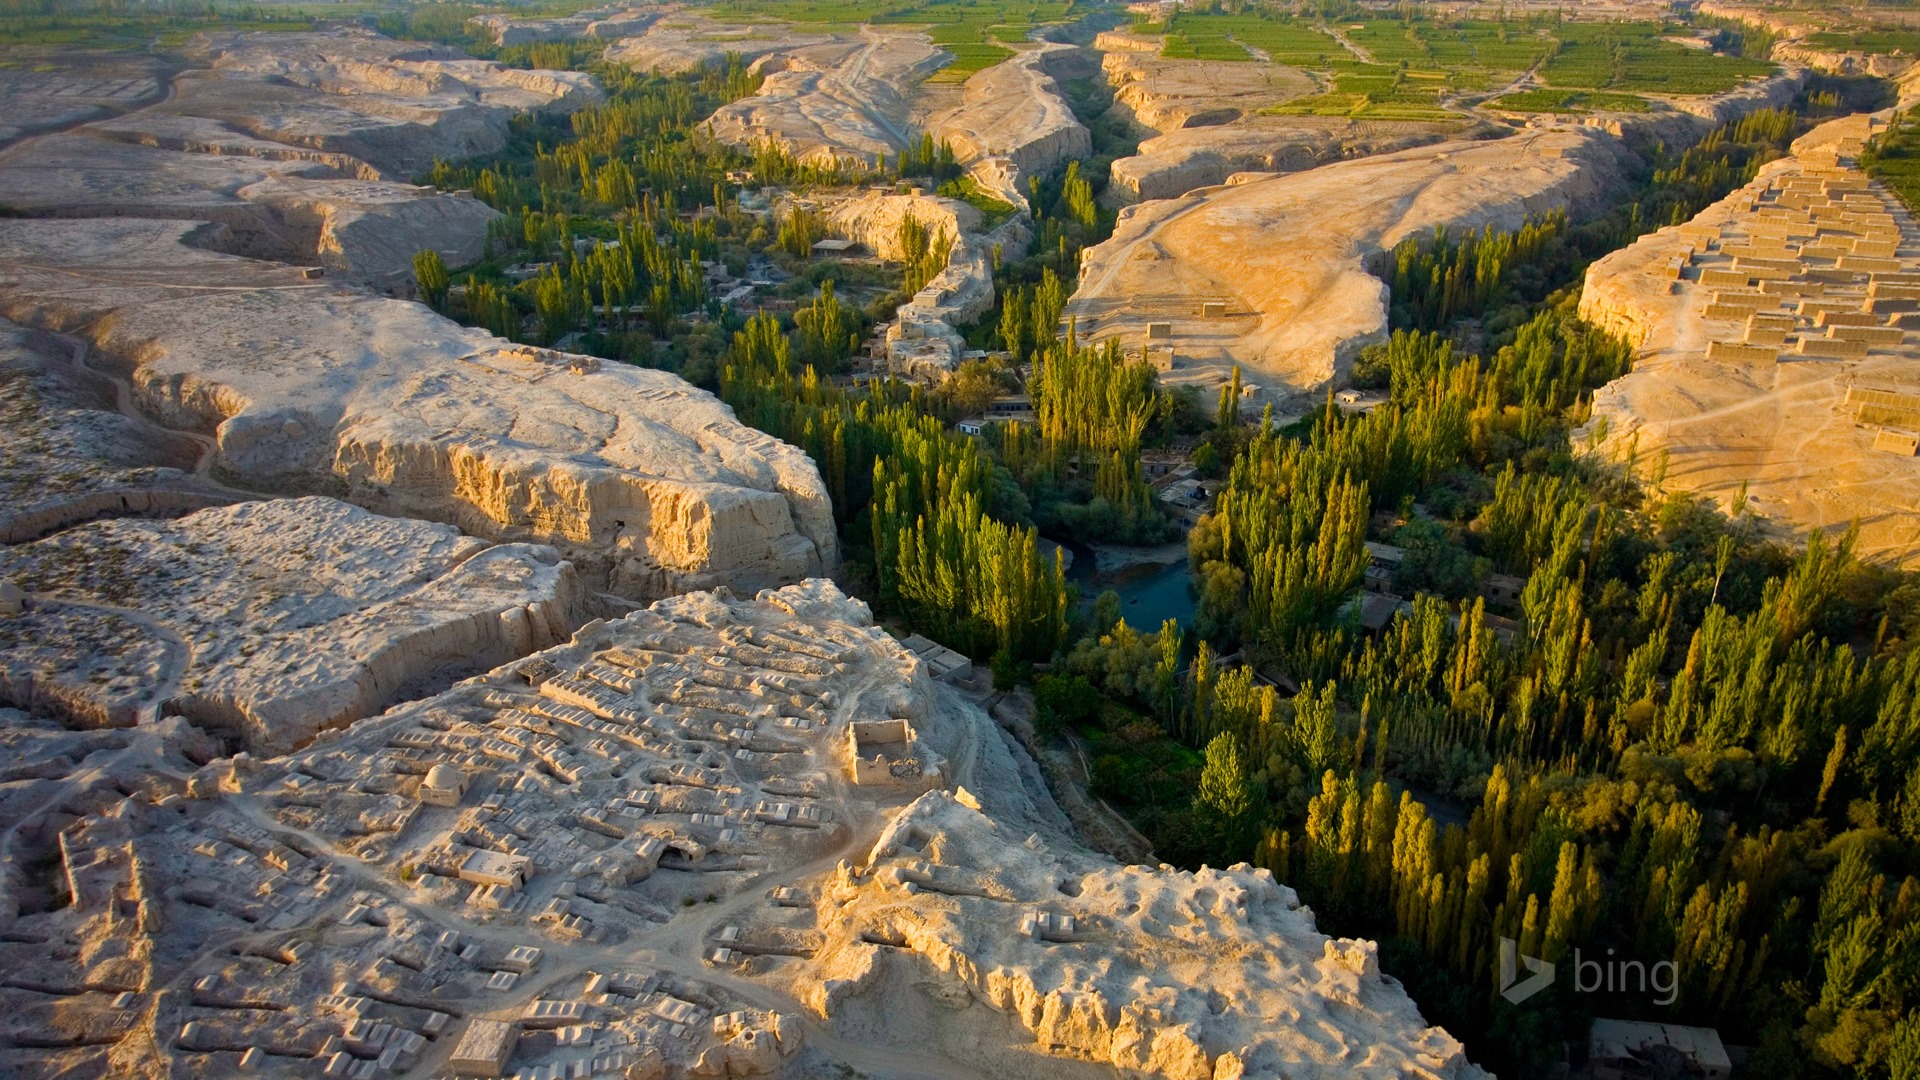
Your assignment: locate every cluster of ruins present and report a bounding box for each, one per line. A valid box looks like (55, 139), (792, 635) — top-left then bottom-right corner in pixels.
(1582, 114), (1920, 563)
(1676, 119), (1917, 376)
(0, 581), (1483, 1078)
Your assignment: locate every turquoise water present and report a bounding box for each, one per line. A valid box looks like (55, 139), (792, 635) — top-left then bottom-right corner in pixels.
(1070, 552), (1197, 631)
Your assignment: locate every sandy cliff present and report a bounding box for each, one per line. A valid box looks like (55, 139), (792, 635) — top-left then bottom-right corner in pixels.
(928, 43), (1092, 206)
(1097, 48), (1460, 204)
(0, 218), (838, 600)
(1581, 114), (1920, 566)
(705, 31), (948, 167)
(0, 497), (587, 750)
(0, 29), (596, 282)
(811, 790), (1485, 1079)
(606, 17), (838, 75)
(1067, 127), (1636, 397)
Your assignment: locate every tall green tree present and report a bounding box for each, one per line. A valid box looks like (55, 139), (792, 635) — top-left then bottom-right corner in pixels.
(412, 248), (450, 310)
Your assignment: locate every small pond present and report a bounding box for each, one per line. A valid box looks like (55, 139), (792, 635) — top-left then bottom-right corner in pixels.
(1062, 542), (1198, 631)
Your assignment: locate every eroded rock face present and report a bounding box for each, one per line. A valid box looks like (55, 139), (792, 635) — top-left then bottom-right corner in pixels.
(810, 189), (1031, 376)
(0, 496), (587, 750)
(1067, 128), (1636, 397)
(234, 176), (500, 278)
(704, 31), (948, 167)
(0, 318), (229, 543)
(810, 792), (1486, 1079)
(0, 580), (1484, 1079)
(1103, 51), (1318, 133)
(1096, 48), (1462, 204)
(471, 6), (661, 46)
(605, 16), (838, 76)
(0, 218), (838, 599)
(928, 44), (1091, 206)
(1774, 42), (1914, 79)
(0, 29), (596, 281)
(182, 29), (601, 175)
(1111, 115), (1461, 203)
(1581, 114), (1920, 566)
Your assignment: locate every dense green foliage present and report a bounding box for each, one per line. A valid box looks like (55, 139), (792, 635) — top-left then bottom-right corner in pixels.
(971, 148), (1190, 547)
(415, 56), (768, 368)
(1542, 21), (1775, 95)
(715, 312), (1071, 663)
(1046, 100), (1920, 1079)
(0, 0), (331, 50)
(1376, 108), (1798, 337)
(1864, 108), (1920, 216)
(1804, 29), (1920, 55)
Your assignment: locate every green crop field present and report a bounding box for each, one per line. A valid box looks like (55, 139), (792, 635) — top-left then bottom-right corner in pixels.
(1542, 22), (1773, 95)
(928, 40), (1016, 81)
(708, 0), (899, 27)
(1267, 61), (1457, 122)
(1147, 13), (1341, 66)
(1266, 92), (1455, 121)
(0, 4), (352, 53)
(1803, 29), (1920, 54)
(1157, 12), (1772, 121)
(1490, 87), (1652, 113)
(1345, 19), (1553, 72)
(1222, 17), (1346, 66)
(707, 0), (1067, 78)
(1143, 13), (1772, 110)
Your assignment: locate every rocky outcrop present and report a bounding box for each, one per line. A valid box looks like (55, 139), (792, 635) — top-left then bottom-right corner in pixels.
(927, 44), (1091, 207)
(470, 6), (659, 46)
(1067, 127), (1635, 397)
(1092, 30), (1162, 55)
(696, 31), (948, 167)
(819, 190), (979, 258)
(0, 318), (230, 544)
(1775, 41), (1915, 79)
(237, 178), (498, 279)
(1111, 116), (1459, 203)
(1580, 114), (1920, 567)
(886, 218), (1032, 378)
(0, 496), (588, 750)
(0, 217), (838, 601)
(1103, 51), (1317, 134)
(0, 29), (592, 282)
(810, 190), (1031, 376)
(808, 791), (1487, 1079)
(180, 30), (600, 177)
(605, 16), (837, 75)
(1095, 48), (1463, 204)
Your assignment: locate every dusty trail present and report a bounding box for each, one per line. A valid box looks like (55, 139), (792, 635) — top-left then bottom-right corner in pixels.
(1322, 23), (1374, 64)
(847, 29), (915, 149)
(0, 60), (179, 159)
